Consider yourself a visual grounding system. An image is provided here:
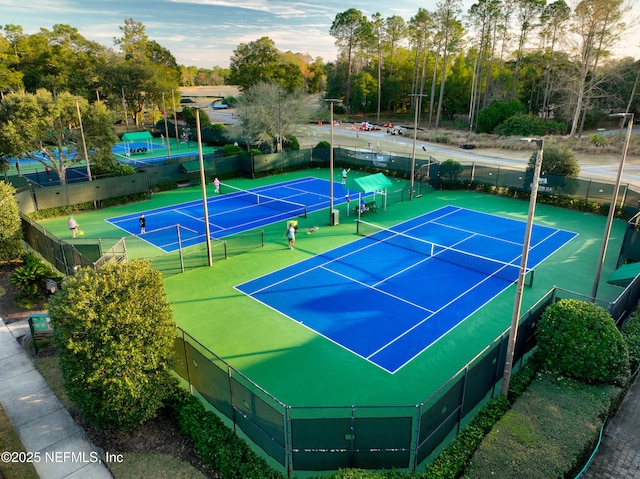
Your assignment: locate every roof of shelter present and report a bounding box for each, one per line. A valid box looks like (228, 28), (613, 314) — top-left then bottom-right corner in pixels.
(348, 173), (393, 193)
(121, 131), (154, 142)
(607, 262), (640, 287)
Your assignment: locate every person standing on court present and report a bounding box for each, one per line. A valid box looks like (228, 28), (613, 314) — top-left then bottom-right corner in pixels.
(342, 168), (348, 184)
(287, 222), (296, 249)
(139, 214), (146, 234)
(214, 177), (220, 193)
(67, 216), (78, 238)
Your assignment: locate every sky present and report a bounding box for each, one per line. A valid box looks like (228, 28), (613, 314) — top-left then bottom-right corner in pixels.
(0, 0), (638, 69)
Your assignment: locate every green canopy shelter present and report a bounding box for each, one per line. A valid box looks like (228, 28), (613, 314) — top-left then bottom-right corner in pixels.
(346, 173), (393, 218)
(607, 262), (640, 287)
(121, 131), (153, 142)
(121, 131), (155, 155)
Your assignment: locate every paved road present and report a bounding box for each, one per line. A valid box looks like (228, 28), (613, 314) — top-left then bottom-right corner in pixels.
(306, 123), (640, 187)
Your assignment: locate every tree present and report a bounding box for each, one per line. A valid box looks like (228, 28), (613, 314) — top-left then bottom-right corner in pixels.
(433, 0), (465, 128)
(232, 81), (311, 153)
(330, 9), (369, 114)
(228, 37), (280, 91)
(511, 0), (546, 99)
(0, 90), (116, 184)
(539, 1), (571, 120)
(113, 17), (148, 61)
(526, 144), (579, 177)
(567, 0), (633, 136)
(0, 182), (22, 262)
(107, 19), (180, 126)
(49, 260), (176, 429)
(15, 24), (104, 95)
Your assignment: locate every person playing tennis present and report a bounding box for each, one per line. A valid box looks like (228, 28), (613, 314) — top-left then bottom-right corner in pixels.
(67, 216), (79, 238)
(287, 223), (296, 249)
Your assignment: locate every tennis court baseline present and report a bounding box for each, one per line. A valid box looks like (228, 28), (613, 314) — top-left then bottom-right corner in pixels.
(235, 206), (578, 373)
(106, 177), (371, 252)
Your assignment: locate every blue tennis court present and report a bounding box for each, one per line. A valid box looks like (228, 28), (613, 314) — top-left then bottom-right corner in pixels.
(106, 177), (373, 252)
(235, 206), (578, 373)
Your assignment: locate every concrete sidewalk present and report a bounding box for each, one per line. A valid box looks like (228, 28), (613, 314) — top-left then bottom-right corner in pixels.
(0, 317), (112, 479)
(580, 370), (640, 479)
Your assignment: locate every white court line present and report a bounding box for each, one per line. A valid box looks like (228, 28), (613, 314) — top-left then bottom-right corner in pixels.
(366, 248), (524, 361)
(320, 266), (435, 313)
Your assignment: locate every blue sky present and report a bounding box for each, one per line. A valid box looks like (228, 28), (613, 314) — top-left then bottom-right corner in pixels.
(0, 0), (638, 68)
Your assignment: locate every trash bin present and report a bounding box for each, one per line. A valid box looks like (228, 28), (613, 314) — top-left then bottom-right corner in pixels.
(331, 209), (340, 226)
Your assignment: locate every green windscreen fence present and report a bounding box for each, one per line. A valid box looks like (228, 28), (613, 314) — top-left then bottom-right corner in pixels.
(32, 173), (150, 210)
(289, 406), (414, 471)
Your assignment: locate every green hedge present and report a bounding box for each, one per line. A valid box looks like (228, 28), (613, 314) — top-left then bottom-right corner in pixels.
(462, 375), (621, 479)
(622, 310), (640, 374)
(165, 383), (283, 479)
(537, 299), (629, 385)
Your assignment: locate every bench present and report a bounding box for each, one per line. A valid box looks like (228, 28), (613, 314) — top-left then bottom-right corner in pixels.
(356, 201), (378, 213)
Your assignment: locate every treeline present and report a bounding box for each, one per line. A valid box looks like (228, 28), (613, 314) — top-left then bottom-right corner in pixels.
(1, 0), (639, 135)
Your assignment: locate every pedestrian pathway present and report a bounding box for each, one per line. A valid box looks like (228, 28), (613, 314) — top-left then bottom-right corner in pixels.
(579, 370), (640, 479)
(0, 316), (112, 479)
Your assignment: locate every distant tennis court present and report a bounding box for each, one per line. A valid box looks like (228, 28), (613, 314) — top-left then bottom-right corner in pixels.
(106, 177), (372, 252)
(236, 206), (578, 373)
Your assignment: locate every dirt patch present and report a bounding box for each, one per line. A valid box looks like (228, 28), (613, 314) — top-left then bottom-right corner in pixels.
(79, 407), (216, 478)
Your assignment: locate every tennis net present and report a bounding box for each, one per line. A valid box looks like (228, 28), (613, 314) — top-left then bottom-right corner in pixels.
(356, 220), (533, 285)
(220, 183), (307, 218)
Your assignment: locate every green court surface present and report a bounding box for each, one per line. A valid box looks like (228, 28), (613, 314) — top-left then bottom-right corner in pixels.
(38, 169), (628, 408)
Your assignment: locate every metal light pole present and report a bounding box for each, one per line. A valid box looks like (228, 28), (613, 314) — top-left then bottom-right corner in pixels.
(162, 92), (171, 159)
(408, 93), (428, 200)
(501, 138), (544, 398)
(195, 108), (213, 266)
(325, 99), (342, 225)
(75, 98), (92, 182)
(591, 113), (635, 300)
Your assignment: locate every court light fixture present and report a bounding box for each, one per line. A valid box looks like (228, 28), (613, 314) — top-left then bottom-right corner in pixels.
(591, 112), (635, 300)
(501, 137), (544, 398)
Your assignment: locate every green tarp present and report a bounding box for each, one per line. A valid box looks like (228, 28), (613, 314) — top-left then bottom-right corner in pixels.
(348, 173), (393, 193)
(180, 160), (212, 172)
(121, 131), (153, 142)
(607, 262), (640, 287)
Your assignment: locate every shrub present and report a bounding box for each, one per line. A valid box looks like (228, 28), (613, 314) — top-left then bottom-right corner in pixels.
(50, 259), (176, 429)
(463, 374), (621, 479)
(315, 140), (330, 148)
(476, 100), (526, 134)
(10, 252), (60, 301)
(0, 181), (23, 261)
(536, 299), (629, 385)
(439, 159), (463, 182)
(10, 261), (50, 299)
(590, 134), (609, 146)
(165, 383), (283, 479)
(223, 144), (244, 156)
(622, 309), (640, 373)
(494, 113), (546, 137)
(284, 134), (300, 151)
